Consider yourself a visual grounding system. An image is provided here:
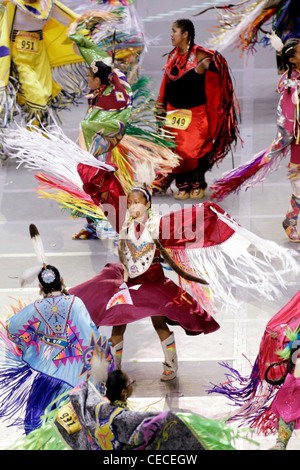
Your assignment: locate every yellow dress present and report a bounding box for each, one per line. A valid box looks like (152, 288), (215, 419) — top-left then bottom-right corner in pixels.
(0, 1), (84, 124)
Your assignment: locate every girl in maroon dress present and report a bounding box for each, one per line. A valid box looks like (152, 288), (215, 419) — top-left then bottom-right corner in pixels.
(70, 175), (220, 382)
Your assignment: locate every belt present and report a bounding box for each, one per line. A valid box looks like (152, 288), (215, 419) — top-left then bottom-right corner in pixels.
(12, 30), (43, 42)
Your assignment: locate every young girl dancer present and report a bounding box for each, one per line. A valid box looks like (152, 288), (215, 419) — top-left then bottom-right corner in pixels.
(70, 178), (220, 382)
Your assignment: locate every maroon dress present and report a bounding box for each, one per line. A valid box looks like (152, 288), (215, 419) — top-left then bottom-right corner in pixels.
(69, 258), (219, 336)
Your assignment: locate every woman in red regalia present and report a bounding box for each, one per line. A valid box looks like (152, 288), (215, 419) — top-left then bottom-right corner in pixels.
(154, 18), (240, 200)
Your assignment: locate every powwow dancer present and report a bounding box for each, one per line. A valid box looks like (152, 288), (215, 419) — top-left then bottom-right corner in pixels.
(0, 0), (87, 154)
(211, 36), (300, 242)
(0, 224), (113, 434)
(153, 18), (241, 199)
(64, 8), (178, 238)
(71, 177), (219, 382)
(67, 31), (133, 239)
(207, 289), (300, 450)
(6, 347), (255, 451)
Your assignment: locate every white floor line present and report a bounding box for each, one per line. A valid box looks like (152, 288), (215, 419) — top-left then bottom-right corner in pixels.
(0, 251), (99, 258)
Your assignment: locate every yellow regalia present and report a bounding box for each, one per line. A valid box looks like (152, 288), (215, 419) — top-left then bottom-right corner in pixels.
(0, 0), (85, 126)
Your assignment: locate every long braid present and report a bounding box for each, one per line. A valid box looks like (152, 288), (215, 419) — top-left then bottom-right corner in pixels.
(281, 38), (300, 94)
(174, 18), (195, 66)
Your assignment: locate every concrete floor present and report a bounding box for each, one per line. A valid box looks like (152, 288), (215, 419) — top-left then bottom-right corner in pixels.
(0, 0), (300, 451)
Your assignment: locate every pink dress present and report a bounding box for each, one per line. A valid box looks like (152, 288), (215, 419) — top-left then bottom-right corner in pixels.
(271, 372), (300, 428)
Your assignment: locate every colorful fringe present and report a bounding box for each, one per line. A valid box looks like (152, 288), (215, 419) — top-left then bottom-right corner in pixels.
(206, 321), (300, 435)
(235, 7), (277, 56)
(201, 0), (300, 57)
(210, 144), (287, 201)
(7, 398), (70, 450)
(206, 359), (279, 435)
(167, 207), (300, 313)
(176, 412), (258, 450)
(2, 61), (88, 129)
(35, 173), (106, 222)
(209, 51), (242, 166)
(0, 303), (73, 434)
(0, 326), (73, 432)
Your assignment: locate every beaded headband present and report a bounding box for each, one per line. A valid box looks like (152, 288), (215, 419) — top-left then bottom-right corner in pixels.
(130, 187), (150, 202)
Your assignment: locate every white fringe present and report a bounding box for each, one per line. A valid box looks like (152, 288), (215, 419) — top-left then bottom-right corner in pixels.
(171, 206), (300, 312)
(3, 124), (116, 188)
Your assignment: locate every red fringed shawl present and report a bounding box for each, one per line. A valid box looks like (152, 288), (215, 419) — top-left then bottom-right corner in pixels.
(158, 45), (241, 166)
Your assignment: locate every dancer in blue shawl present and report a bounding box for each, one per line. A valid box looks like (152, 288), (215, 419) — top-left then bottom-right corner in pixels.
(0, 225), (113, 434)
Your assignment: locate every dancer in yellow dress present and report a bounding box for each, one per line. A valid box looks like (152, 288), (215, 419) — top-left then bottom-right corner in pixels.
(0, 0), (86, 149)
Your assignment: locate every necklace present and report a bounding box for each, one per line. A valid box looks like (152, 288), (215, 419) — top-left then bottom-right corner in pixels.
(85, 84), (107, 101)
(111, 400), (128, 409)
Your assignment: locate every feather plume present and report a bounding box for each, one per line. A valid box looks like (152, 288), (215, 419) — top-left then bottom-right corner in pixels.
(19, 224), (47, 287)
(29, 224), (47, 266)
(268, 31), (284, 53)
(19, 266), (42, 287)
(90, 343), (109, 387)
(134, 160), (156, 187)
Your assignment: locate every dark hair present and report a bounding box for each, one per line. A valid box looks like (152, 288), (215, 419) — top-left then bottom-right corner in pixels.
(38, 264), (62, 295)
(91, 61), (112, 85)
(129, 184), (152, 205)
(174, 18), (195, 51)
(105, 370), (127, 403)
(264, 340), (300, 386)
(281, 38), (300, 86)
(165, 18), (196, 74)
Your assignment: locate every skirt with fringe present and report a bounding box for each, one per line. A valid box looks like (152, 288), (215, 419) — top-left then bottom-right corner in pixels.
(69, 262), (220, 336)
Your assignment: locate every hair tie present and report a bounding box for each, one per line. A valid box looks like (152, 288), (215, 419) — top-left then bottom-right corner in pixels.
(90, 60), (98, 74)
(285, 46), (295, 54)
(41, 268), (56, 284)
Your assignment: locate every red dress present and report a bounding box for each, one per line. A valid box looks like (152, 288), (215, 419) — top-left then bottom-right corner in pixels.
(69, 260), (219, 336)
